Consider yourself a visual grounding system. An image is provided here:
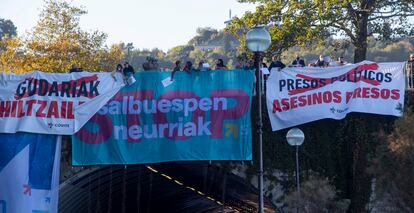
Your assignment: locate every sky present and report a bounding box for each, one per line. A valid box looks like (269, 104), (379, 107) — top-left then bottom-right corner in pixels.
(0, 0), (256, 51)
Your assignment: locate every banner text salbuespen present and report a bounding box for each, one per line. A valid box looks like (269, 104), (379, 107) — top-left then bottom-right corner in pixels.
(73, 70), (254, 165)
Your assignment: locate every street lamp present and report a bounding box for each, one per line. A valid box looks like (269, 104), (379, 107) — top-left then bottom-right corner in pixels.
(286, 127), (305, 211)
(246, 26), (271, 213)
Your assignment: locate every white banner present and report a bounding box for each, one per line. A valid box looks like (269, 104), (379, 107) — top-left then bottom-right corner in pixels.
(0, 71), (124, 134)
(266, 61), (405, 131)
(0, 133), (61, 213)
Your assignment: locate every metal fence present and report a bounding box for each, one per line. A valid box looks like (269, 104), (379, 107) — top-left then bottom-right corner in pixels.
(257, 63), (414, 91)
(406, 61), (414, 90)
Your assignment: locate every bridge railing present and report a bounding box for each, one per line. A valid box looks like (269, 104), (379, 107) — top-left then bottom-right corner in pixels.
(406, 61), (414, 90)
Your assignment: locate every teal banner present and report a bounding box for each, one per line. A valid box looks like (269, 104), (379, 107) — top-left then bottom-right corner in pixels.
(72, 70), (253, 165)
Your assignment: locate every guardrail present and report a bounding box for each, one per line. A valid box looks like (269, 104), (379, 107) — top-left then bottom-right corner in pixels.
(406, 62), (414, 90)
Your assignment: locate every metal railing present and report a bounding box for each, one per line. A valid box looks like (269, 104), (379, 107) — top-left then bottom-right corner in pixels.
(256, 63), (414, 92)
(406, 61), (414, 90)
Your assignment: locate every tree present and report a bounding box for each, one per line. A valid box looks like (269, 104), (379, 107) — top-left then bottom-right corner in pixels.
(277, 37), (414, 64)
(370, 109), (414, 211)
(0, 37), (30, 73)
(283, 174), (350, 212)
(0, 0), (123, 73)
(0, 18), (17, 39)
(227, 1), (325, 59)
(188, 27), (218, 45)
(167, 45), (194, 62)
(229, 0), (414, 62)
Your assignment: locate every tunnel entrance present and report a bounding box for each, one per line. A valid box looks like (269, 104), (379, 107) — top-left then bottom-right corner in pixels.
(59, 162), (274, 212)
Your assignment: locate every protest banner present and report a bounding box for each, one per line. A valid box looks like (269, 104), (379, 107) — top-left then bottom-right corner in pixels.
(0, 71), (124, 134)
(266, 61), (405, 131)
(72, 70), (254, 165)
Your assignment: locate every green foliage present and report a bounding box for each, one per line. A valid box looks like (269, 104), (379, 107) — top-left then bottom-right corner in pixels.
(167, 45), (195, 63)
(279, 37), (414, 65)
(0, 0), (123, 73)
(369, 105), (414, 211)
(229, 0), (414, 62)
(122, 45), (172, 70)
(283, 173), (350, 212)
(188, 27), (219, 46)
(162, 28), (241, 70)
(228, 1), (323, 57)
(0, 18), (17, 39)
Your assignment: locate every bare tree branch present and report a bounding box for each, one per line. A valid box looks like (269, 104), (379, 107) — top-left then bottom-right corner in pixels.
(333, 23), (357, 42)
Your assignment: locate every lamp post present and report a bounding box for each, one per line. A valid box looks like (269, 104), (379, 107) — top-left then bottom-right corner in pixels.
(286, 128), (305, 212)
(246, 26), (271, 213)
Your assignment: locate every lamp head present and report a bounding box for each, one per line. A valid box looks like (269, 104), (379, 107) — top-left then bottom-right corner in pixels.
(246, 26), (271, 53)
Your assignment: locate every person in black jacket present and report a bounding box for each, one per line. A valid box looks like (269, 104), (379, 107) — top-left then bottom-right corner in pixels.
(215, 59), (227, 70)
(123, 62), (135, 77)
(173, 60), (181, 71)
(314, 55), (327, 67)
(291, 54), (305, 67)
(268, 55), (285, 72)
(171, 61), (192, 81)
(171, 60), (181, 81)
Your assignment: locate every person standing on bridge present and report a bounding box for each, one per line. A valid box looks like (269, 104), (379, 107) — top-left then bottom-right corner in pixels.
(69, 64), (82, 73)
(123, 62), (135, 77)
(291, 54), (306, 67)
(215, 59), (227, 70)
(111, 64), (124, 82)
(171, 60), (192, 81)
(123, 62), (136, 85)
(269, 54), (285, 72)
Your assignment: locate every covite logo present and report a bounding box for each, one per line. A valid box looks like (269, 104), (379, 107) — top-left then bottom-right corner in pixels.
(47, 122), (70, 128)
